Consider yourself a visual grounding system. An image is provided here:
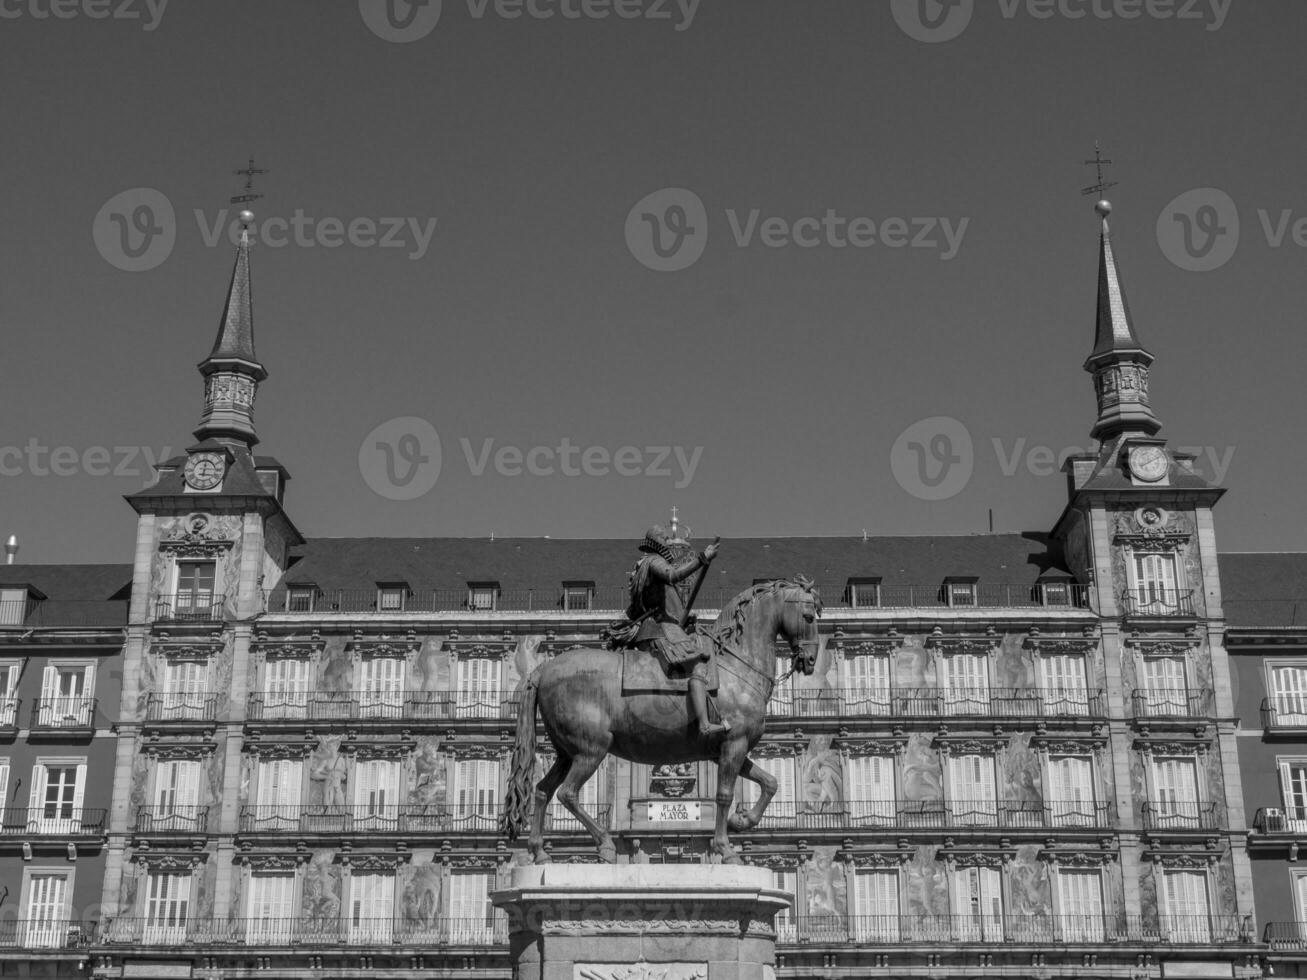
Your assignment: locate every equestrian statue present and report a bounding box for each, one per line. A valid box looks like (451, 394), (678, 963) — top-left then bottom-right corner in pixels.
(501, 523), (821, 864)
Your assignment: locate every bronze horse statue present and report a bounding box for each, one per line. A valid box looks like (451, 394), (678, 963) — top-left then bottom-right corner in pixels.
(502, 577), (821, 864)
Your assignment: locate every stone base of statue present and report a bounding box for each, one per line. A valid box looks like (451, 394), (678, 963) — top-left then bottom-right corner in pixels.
(493, 864), (790, 980)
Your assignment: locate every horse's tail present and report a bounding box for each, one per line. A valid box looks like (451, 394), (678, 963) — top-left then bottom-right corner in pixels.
(500, 666), (542, 841)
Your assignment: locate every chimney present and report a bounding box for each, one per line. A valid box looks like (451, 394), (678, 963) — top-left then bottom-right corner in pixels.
(4, 535), (16, 565)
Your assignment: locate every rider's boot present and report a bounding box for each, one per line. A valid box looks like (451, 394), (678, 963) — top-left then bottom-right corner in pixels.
(690, 676), (730, 738)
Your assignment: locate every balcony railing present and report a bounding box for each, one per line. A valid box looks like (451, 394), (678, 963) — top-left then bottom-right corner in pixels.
(145, 694), (221, 723)
(739, 799), (1112, 830)
(1141, 801), (1220, 831)
(0, 919), (96, 949)
(0, 598), (127, 628)
(786, 913), (1249, 945)
(239, 803), (510, 834)
(247, 690), (520, 722)
(0, 807), (107, 835)
(544, 804), (613, 832)
(134, 805), (210, 834)
(98, 916), (508, 946)
(30, 697), (96, 730)
(1131, 688), (1212, 719)
(154, 594), (224, 623)
(1119, 589), (1196, 617)
(0, 696), (18, 729)
(1266, 921), (1307, 950)
(768, 687), (1105, 720)
(1262, 696), (1307, 730)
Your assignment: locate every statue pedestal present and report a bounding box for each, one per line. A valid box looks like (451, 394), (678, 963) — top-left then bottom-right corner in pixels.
(493, 864), (790, 980)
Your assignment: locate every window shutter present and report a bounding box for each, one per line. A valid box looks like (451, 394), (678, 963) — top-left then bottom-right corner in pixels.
(0, 763), (8, 821)
(3, 664), (17, 695)
(28, 762), (47, 815)
(83, 664), (96, 698)
(71, 763), (87, 819)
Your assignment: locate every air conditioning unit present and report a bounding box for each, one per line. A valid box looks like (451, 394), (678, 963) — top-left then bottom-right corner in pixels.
(1260, 807), (1285, 833)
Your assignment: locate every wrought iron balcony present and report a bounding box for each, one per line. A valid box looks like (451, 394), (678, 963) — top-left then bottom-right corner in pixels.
(30, 696), (96, 731)
(740, 799), (1112, 831)
(1262, 696), (1307, 731)
(784, 912), (1249, 945)
(0, 918), (96, 949)
(154, 594), (224, 623)
(1265, 921), (1307, 951)
(1119, 589), (1196, 617)
(1131, 688), (1212, 719)
(133, 805), (210, 834)
(238, 802), (512, 834)
(768, 687), (1105, 720)
(0, 807), (107, 835)
(0, 598), (127, 629)
(0, 696), (18, 731)
(1141, 801), (1220, 832)
(97, 916), (508, 946)
(246, 690), (520, 723)
(144, 694), (221, 723)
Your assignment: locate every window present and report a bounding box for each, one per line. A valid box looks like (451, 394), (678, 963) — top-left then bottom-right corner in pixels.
(563, 582), (594, 611)
(359, 656), (405, 717)
(1130, 552), (1179, 611)
(349, 872), (395, 944)
(952, 866), (1003, 941)
(456, 656), (503, 717)
(143, 870), (191, 943)
(256, 758), (302, 829)
(1151, 756), (1200, 828)
(772, 870), (797, 943)
(842, 654), (891, 715)
(1271, 665), (1307, 725)
(940, 653), (989, 715)
(549, 763), (601, 831)
(853, 869), (900, 942)
(947, 754), (997, 825)
(0, 587), (28, 625)
(0, 760), (8, 826)
(354, 759), (401, 828)
(771, 653), (794, 715)
(160, 659), (208, 718)
(37, 664), (94, 727)
(1162, 869), (1211, 943)
(1279, 759), (1307, 832)
(946, 579), (978, 607)
(28, 761), (86, 833)
(175, 561), (216, 617)
(1039, 653), (1090, 715)
(448, 873), (496, 944)
(246, 873), (296, 943)
(1046, 755), (1095, 826)
(847, 754), (895, 825)
(455, 758), (500, 827)
(845, 578), (881, 609)
(285, 585), (316, 612)
(1056, 869), (1105, 942)
(264, 656), (310, 719)
(0, 662), (17, 727)
(468, 583), (499, 610)
(377, 585), (407, 612)
(1294, 872), (1307, 935)
(739, 755), (796, 825)
(153, 759), (202, 831)
(22, 872), (70, 948)
(1040, 580), (1073, 606)
(1140, 656), (1188, 716)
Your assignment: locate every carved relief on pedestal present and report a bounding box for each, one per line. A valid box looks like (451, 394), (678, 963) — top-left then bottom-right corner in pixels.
(575, 962), (707, 980)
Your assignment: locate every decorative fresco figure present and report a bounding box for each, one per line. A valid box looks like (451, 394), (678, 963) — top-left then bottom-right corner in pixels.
(803, 846), (846, 918)
(401, 862), (443, 931)
(301, 855), (341, 927)
(800, 735), (844, 814)
(412, 738), (446, 807)
(309, 736), (347, 807)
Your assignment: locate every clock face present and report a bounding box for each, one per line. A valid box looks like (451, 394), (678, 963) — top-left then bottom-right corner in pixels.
(1128, 445), (1169, 483)
(184, 452), (226, 490)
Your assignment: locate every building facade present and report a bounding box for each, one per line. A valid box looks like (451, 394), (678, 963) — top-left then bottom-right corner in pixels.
(0, 199), (1282, 980)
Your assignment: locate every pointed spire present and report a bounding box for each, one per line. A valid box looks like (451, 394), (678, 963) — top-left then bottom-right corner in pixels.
(195, 211), (268, 448)
(1083, 199), (1161, 442)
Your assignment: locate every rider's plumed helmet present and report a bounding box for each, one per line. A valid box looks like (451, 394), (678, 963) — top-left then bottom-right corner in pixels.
(638, 525), (673, 554)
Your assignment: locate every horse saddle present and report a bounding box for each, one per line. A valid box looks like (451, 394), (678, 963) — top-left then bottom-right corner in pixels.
(621, 646), (718, 695)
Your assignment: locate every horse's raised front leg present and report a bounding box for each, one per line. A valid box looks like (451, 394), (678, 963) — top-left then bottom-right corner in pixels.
(528, 756), (568, 864)
(556, 751), (617, 863)
(711, 737), (751, 864)
(728, 756), (776, 833)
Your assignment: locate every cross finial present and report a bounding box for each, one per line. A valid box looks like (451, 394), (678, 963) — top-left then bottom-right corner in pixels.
(670, 506), (679, 530)
(231, 156), (268, 207)
(1080, 141), (1117, 199)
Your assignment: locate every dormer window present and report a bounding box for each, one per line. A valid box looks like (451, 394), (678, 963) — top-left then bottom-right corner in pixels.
(468, 582), (500, 611)
(1040, 578), (1074, 607)
(945, 577), (978, 608)
(845, 577), (882, 609)
(563, 582), (594, 611)
(285, 584), (317, 612)
(0, 586), (33, 626)
(376, 583), (409, 612)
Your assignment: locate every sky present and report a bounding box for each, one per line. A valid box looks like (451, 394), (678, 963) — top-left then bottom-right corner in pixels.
(1, 0), (1304, 565)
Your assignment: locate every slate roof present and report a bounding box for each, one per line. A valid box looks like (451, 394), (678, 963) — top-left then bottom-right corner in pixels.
(1219, 553), (1307, 630)
(0, 562), (132, 629)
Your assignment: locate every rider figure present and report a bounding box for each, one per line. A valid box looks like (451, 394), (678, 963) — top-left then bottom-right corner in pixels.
(627, 524), (729, 739)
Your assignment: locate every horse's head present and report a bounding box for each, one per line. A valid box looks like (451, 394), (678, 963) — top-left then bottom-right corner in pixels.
(779, 575), (822, 675)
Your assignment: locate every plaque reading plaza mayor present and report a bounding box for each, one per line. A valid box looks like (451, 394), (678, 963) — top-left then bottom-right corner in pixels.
(649, 800), (701, 822)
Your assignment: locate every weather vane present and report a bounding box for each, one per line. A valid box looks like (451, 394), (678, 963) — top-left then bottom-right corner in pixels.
(1080, 141), (1117, 198)
(231, 156), (268, 207)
